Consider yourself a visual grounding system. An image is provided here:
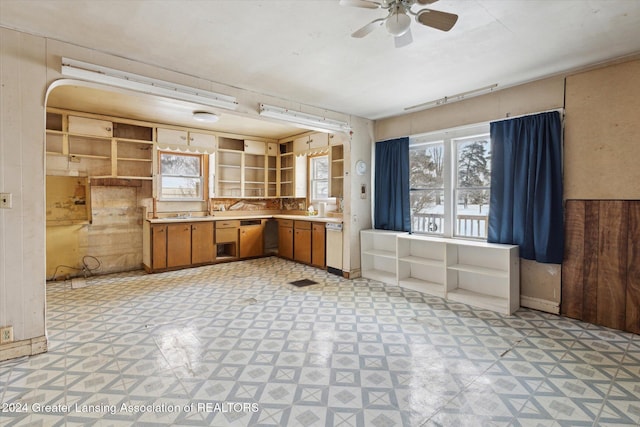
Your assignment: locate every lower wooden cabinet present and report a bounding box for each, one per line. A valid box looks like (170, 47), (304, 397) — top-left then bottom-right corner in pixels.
(151, 224), (167, 270)
(240, 220), (264, 258)
(144, 218), (335, 273)
(294, 221), (312, 264)
(278, 220), (294, 259)
(312, 222), (326, 268)
(167, 223), (192, 268)
(191, 222), (214, 264)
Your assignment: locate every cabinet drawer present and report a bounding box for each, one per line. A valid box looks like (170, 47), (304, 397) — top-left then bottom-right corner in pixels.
(278, 219), (293, 228)
(216, 227), (238, 243)
(294, 220), (311, 230)
(216, 220), (240, 229)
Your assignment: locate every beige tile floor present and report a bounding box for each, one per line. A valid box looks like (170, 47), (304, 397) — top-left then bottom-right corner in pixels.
(1, 257), (639, 426)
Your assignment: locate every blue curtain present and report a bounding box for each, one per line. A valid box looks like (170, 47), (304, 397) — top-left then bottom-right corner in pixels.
(488, 111), (563, 264)
(374, 137), (410, 232)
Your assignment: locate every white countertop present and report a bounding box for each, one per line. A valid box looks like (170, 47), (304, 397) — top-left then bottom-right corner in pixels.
(147, 214), (343, 224)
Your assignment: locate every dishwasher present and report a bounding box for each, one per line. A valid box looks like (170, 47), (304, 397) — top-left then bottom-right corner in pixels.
(325, 222), (343, 276)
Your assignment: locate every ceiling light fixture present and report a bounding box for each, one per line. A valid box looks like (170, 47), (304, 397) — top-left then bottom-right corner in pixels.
(404, 84), (499, 111)
(385, 7), (411, 36)
(61, 57), (238, 111)
(192, 111), (219, 123)
(259, 104), (351, 133)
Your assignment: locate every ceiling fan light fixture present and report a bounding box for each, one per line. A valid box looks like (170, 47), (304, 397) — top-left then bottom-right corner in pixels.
(192, 111), (219, 123)
(385, 10), (411, 36)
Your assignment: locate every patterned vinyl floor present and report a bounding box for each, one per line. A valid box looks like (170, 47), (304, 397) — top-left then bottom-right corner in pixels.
(1, 257), (639, 426)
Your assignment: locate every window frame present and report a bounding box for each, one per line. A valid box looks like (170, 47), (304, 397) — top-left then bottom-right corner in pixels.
(308, 153), (332, 205)
(409, 123), (490, 240)
(157, 150), (206, 201)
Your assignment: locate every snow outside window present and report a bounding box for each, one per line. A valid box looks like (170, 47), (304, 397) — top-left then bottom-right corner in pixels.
(409, 124), (490, 239)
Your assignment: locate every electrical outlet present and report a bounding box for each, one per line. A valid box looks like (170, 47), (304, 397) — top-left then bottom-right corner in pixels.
(0, 192), (12, 209)
(0, 326), (14, 344)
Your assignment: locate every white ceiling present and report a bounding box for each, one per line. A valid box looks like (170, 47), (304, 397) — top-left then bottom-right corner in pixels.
(2, 0), (640, 123)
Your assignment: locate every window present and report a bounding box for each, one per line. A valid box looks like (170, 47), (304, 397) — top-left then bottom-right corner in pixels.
(409, 124), (490, 239)
(309, 154), (330, 202)
(158, 152), (203, 200)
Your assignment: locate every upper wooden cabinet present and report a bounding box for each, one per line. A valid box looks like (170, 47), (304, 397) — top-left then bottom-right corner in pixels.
(157, 128), (188, 146)
(47, 111), (153, 180)
(293, 133), (329, 152)
(68, 116), (113, 137)
(157, 128), (216, 150)
(244, 140), (265, 155)
(189, 132), (216, 150)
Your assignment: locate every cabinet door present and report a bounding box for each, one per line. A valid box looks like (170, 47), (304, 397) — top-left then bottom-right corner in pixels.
(151, 224), (167, 270)
(294, 222), (312, 264)
(312, 222), (326, 268)
(240, 225), (264, 258)
(189, 132), (216, 150)
(68, 116), (113, 137)
(295, 154), (307, 198)
(308, 133), (329, 149)
(244, 140), (266, 155)
(278, 224), (294, 259)
(293, 136), (309, 152)
(157, 128), (188, 146)
(191, 222), (214, 264)
(167, 223), (192, 268)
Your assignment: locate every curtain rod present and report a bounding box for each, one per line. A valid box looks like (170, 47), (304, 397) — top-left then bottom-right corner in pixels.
(492, 108), (565, 123)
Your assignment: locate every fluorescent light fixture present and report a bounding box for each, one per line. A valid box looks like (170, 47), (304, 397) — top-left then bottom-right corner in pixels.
(61, 57), (238, 111)
(192, 111), (219, 123)
(259, 103), (351, 133)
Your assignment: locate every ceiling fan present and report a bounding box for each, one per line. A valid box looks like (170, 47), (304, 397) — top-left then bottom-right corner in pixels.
(340, 0), (458, 47)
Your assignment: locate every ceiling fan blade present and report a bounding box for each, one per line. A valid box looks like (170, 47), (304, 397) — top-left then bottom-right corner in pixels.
(394, 28), (413, 48)
(416, 8), (458, 31)
(351, 18), (385, 38)
(416, 0), (439, 4)
(339, 0), (381, 9)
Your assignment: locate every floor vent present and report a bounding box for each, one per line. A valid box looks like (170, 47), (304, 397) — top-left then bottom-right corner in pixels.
(289, 279), (318, 287)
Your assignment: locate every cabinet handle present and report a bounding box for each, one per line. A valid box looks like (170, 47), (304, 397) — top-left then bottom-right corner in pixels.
(180, 135), (187, 140)
(193, 226), (197, 230)
(106, 127), (112, 132)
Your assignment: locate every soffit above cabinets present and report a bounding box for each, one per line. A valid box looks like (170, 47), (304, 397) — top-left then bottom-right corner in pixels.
(46, 85), (305, 140)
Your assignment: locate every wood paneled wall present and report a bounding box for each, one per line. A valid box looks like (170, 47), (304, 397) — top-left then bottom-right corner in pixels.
(562, 200), (640, 333)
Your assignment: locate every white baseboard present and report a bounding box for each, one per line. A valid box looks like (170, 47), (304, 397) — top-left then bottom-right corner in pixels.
(520, 295), (559, 314)
(0, 336), (48, 362)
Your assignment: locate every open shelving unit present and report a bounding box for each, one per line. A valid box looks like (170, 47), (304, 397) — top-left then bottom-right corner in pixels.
(360, 229), (520, 314)
(360, 229), (407, 285)
(330, 144), (344, 198)
(397, 234), (447, 297)
(45, 111), (153, 180)
(279, 141), (294, 197)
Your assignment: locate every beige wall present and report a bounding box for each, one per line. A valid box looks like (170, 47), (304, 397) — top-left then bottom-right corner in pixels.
(0, 26), (373, 360)
(564, 59), (640, 199)
(375, 58), (640, 314)
(0, 29), (48, 356)
(375, 76), (566, 313)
